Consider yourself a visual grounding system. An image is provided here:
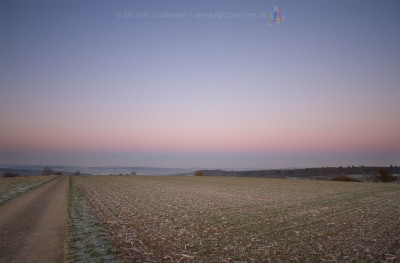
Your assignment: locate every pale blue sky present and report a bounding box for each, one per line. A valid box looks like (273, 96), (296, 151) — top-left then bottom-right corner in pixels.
(1, 0), (399, 169)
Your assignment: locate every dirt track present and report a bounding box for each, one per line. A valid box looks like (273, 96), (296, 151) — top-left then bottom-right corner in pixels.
(0, 176), (68, 263)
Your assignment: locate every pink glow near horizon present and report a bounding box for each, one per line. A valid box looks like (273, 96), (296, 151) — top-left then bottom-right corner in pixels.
(1, 0), (399, 168)
(2, 111), (399, 154)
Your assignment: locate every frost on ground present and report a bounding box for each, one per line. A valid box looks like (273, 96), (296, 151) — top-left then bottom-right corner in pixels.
(0, 175), (56, 204)
(68, 177), (121, 263)
(74, 176), (400, 262)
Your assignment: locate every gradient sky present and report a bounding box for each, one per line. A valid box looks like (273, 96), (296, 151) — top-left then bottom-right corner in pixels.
(1, 0), (399, 169)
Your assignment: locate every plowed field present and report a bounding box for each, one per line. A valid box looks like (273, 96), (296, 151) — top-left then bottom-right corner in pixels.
(74, 176), (400, 262)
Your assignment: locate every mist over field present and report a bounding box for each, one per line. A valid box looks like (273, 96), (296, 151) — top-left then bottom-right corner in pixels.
(0, 165), (195, 176)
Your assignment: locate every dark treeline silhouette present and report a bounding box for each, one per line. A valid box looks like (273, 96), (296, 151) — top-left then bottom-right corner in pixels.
(197, 166), (399, 179)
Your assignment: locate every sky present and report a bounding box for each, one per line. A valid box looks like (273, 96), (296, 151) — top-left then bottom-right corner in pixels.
(1, 0), (399, 169)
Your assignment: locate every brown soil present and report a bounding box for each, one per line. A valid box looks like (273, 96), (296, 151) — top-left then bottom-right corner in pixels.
(75, 176), (400, 262)
(0, 176), (69, 263)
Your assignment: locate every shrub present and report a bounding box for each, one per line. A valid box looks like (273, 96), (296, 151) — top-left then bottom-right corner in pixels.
(374, 167), (396, 183)
(4, 172), (19, 177)
(331, 175), (362, 182)
(195, 171), (205, 176)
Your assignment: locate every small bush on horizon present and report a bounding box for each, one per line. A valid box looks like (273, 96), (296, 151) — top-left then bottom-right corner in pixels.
(331, 175), (362, 182)
(195, 171), (205, 176)
(374, 168), (396, 183)
(42, 166), (54, 176)
(3, 172), (19, 177)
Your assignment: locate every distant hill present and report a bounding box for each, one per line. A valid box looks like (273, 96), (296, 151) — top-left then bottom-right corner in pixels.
(0, 167), (75, 177)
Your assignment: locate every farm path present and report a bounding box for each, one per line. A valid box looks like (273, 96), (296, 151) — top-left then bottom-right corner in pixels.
(0, 176), (68, 263)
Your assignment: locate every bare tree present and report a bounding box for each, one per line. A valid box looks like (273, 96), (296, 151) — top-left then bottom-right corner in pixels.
(376, 167), (395, 183)
(42, 166), (54, 176)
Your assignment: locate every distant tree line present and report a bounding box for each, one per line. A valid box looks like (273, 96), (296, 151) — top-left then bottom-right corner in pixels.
(196, 166), (399, 182)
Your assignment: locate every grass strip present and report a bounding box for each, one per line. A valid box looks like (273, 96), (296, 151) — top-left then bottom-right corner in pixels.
(67, 176), (122, 263)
